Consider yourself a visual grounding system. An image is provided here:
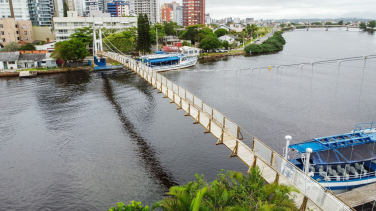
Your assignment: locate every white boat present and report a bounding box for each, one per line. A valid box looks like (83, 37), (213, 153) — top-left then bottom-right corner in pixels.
(139, 52), (198, 72)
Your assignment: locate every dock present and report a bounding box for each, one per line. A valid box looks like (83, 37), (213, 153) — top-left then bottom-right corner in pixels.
(101, 51), (355, 211)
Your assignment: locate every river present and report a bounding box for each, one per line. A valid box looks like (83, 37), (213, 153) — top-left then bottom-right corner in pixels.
(0, 28), (375, 210)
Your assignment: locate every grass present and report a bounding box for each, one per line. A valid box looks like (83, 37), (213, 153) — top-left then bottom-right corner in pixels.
(199, 50), (244, 57)
(17, 67), (58, 72)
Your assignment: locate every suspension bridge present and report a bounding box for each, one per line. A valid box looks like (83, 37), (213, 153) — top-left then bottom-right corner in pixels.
(94, 27), (376, 210)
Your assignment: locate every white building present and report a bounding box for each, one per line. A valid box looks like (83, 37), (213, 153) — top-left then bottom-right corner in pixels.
(53, 11), (137, 42)
(233, 17), (240, 24)
(0, 52), (20, 71)
(213, 24), (231, 32)
(205, 13), (211, 25)
(229, 23), (244, 32)
(218, 35), (239, 46)
(133, 0), (159, 23)
(0, 0), (29, 20)
(176, 6), (183, 26)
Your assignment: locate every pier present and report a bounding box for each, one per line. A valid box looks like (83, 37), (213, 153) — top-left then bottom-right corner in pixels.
(101, 51), (355, 211)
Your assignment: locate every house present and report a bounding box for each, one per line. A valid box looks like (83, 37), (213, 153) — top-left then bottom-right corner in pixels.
(218, 35), (240, 46)
(229, 23), (245, 32)
(18, 53), (46, 68)
(41, 53), (58, 68)
(0, 52), (20, 71)
(213, 24), (231, 32)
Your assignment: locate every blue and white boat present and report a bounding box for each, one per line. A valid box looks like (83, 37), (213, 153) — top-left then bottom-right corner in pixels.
(139, 51), (198, 72)
(287, 122), (376, 193)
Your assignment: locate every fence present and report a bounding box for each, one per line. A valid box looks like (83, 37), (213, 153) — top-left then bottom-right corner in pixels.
(101, 51), (354, 211)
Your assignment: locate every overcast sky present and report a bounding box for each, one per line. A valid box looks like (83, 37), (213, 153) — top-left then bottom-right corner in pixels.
(163, 0), (376, 20)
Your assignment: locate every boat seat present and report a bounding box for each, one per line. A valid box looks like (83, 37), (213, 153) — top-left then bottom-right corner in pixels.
(349, 166), (359, 178)
(337, 165), (346, 175)
(355, 163), (368, 174)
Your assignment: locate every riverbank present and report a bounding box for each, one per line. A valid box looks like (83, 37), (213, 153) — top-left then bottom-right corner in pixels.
(0, 66), (94, 78)
(198, 50), (244, 61)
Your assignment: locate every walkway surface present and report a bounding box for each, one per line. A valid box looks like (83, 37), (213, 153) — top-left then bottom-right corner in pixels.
(100, 51), (355, 211)
(338, 183), (376, 208)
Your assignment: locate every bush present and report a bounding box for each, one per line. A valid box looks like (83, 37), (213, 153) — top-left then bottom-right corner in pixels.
(244, 31), (286, 54)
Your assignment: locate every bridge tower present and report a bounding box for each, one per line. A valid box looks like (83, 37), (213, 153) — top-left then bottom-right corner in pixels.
(326, 26), (328, 31)
(307, 26), (309, 31)
(93, 24), (103, 57)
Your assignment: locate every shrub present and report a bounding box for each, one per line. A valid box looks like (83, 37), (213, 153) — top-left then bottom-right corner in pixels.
(244, 31), (286, 54)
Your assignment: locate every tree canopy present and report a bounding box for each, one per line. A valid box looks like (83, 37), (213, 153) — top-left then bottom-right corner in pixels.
(214, 28), (228, 37)
(69, 27), (93, 46)
(359, 22), (367, 30)
(163, 21), (177, 36)
(51, 38), (88, 64)
(20, 43), (36, 50)
(199, 35), (222, 50)
(104, 27), (137, 53)
(1, 42), (20, 52)
(338, 20), (344, 25)
(368, 20), (376, 29)
(244, 31), (286, 54)
(137, 13), (151, 54)
(150, 23), (165, 45)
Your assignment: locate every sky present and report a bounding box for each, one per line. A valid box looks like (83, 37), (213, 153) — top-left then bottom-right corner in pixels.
(162, 0), (376, 20)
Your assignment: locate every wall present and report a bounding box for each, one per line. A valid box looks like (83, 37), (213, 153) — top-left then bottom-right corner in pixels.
(17, 20), (34, 43)
(0, 18), (19, 46)
(6, 61), (18, 70)
(32, 27), (56, 41)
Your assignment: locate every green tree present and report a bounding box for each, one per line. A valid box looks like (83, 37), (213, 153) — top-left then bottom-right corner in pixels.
(150, 23), (165, 45)
(338, 20), (344, 25)
(246, 24), (258, 37)
(368, 20), (376, 29)
(179, 25), (200, 45)
(214, 28), (228, 37)
(163, 21), (177, 36)
(69, 27), (93, 46)
(359, 22), (367, 30)
(104, 28), (137, 53)
(199, 35), (222, 51)
(2, 42), (20, 52)
(222, 40), (229, 50)
(63, 2), (68, 17)
(280, 23), (286, 28)
(136, 13), (151, 54)
(51, 38), (88, 65)
(325, 22), (333, 25)
(20, 43), (36, 50)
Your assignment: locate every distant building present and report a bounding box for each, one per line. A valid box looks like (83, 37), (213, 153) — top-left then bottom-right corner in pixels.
(0, 18), (33, 47)
(133, 0), (160, 24)
(229, 23), (244, 32)
(161, 1), (179, 22)
(107, 1), (130, 17)
(28, 0), (54, 26)
(65, 0), (76, 12)
(233, 17), (240, 24)
(0, 0), (29, 20)
(183, 0), (205, 26)
(176, 6), (183, 26)
(205, 13), (211, 25)
(53, 11), (137, 42)
(87, 10), (112, 17)
(226, 17), (232, 23)
(213, 24), (230, 32)
(218, 35), (239, 45)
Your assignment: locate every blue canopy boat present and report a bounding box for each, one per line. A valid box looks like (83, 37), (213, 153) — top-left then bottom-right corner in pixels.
(287, 122), (376, 193)
(139, 51), (198, 72)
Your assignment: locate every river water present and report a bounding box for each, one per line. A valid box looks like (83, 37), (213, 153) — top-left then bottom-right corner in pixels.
(1, 28), (375, 210)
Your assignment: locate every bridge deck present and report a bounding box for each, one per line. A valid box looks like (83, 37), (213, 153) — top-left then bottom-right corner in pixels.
(101, 52), (354, 211)
(338, 183), (376, 208)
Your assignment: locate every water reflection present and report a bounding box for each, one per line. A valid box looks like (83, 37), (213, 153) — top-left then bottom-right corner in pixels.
(101, 73), (178, 190)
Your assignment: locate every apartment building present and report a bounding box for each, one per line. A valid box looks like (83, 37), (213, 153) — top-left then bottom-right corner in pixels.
(65, 0), (76, 11)
(161, 1), (179, 22)
(107, 1), (130, 17)
(133, 0), (159, 24)
(176, 6), (182, 26)
(53, 11), (137, 41)
(0, 0), (29, 20)
(0, 18), (33, 47)
(28, 0), (54, 26)
(182, 0), (205, 26)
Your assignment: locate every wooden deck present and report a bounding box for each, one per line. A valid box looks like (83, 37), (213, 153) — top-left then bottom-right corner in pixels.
(101, 52), (355, 211)
(338, 183), (376, 208)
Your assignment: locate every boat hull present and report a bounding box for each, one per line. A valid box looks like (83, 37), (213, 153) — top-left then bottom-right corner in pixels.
(152, 59), (198, 72)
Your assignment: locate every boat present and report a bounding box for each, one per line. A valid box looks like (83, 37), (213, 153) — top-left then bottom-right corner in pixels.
(286, 122), (376, 193)
(89, 56), (123, 70)
(19, 71), (37, 78)
(139, 52), (198, 72)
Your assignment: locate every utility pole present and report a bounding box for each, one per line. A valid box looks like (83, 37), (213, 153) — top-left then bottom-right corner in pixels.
(243, 31), (244, 48)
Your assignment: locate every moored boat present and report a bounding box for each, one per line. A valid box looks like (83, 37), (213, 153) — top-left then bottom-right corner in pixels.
(286, 122), (376, 193)
(139, 52), (198, 72)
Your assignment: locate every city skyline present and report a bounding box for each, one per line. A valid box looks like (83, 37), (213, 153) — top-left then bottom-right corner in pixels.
(161, 0), (376, 20)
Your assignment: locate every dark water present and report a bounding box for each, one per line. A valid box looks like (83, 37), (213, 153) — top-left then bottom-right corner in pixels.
(0, 28), (375, 210)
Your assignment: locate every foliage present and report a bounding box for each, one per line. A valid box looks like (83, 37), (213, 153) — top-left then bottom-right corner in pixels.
(359, 22), (367, 30)
(51, 38), (88, 64)
(311, 22), (322, 25)
(150, 23), (165, 45)
(63, 2), (68, 17)
(163, 21), (177, 36)
(325, 22), (333, 25)
(222, 40), (230, 50)
(368, 20), (376, 29)
(20, 43), (36, 50)
(104, 28), (137, 53)
(137, 13), (151, 54)
(2, 42), (20, 51)
(280, 23), (286, 28)
(246, 24), (258, 36)
(108, 201), (149, 211)
(69, 27), (93, 46)
(182, 40), (191, 46)
(199, 35), (222, 50)
(244, 31), (286, 54)
(214, 28), (228, 37)
(180, 25), (200, 45)
(338, 20), (343, 25)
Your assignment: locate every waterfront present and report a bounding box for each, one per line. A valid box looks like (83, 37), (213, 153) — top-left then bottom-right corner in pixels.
(1, 28), (376, 210)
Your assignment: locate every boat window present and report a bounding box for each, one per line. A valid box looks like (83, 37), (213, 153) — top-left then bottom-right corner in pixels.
(181, 57), (187, 61)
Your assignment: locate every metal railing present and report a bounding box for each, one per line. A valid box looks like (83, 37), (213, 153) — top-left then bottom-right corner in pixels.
(102, 51), (354, 211)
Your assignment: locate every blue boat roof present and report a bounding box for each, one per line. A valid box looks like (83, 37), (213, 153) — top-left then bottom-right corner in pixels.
(155, 51), (167, 54)
(146, 56), (180, 63)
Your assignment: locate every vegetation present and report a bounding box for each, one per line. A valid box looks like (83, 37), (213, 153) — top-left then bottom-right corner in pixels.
(359, 22), (367, 30)
(108, 168), (299, 211)
(69, 27), (93, 46)
(199, 35), (222, 51)
(338, 20), (344, 25)
(51, 38), (88, 65)
(163, 21), (178, 36)
(20, 43), (36, 50)
(0, 42), (20, 52)
(244, 31), (286, 54)
(137, 13), (151, 54)
(214, 28), (228, 37)
(63, 2), (68, 17)
(104, 27), (137, 53)
(368, 20), (376, 30)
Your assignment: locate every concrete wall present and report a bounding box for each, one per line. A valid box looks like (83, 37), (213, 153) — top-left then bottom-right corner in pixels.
(0, 18), (19, 46)
(32, 27), (55, 41)
(17, 20), (34, 43)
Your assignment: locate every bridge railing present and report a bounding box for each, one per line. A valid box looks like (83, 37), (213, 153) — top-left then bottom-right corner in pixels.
(102, 52), (354, 211)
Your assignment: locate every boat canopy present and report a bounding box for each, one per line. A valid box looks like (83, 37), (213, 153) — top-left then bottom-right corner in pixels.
(155, 51), (167, 54)
(289, 131), (376, 153)
(310, 143), (376, 164)
(146, 56), (181, 64)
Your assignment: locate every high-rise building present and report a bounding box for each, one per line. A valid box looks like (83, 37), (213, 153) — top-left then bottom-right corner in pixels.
(75, 0), (84, 16)
(133, 0), (159, 24)
(245, 18), (254, 23)
(65, 0), (76, 12)
(176, 6), (182, 26)
(233, 17), (240, 24)
(28, 0), (54, 26)
(205, 13), (210, 25)
(84, 0), (99, 15)
(183, 0), (205, 26)
(0, 0), (29, 20)
(107, 1), (130, 17)
(0, 18), (34, 46)
(54, 0), (65, 17)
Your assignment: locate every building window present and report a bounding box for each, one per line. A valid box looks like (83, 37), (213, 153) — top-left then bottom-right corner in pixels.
(24, 31), (27, 35)
(9, 61), (15, 64)
(23, 24), (26, 29)
(1, 31), (3, 35)
(25, 37), (28, 41)
(2, 38), (5, 42)
(0, 24), (3, 28)
(16, 31), (19, 34)
(17, 37), (20, 40)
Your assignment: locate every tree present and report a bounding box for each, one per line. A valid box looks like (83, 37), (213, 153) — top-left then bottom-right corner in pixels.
(280, 23), (286, 28)
(214, 28), (228, 37)
(179, 25), (200, 45)
(51, 38), (88, 65)
(338, 20), (344, 25)
(325, 22), (333, 25)
(20, 43), (36, 50)
(63, 2), (68, 17)
(368, 20), (376, 29)
(163, 21), (177, 36)
(150, 23), (165, 45)
(199, 35), (222, 51)
(359, 22), (367, 30)
(2, 42), (20, 52)
(222, 40), (229, 50)
(136, 13), (151, 54)
(104, 28), (137, 53)
(69, 27), (93, 46)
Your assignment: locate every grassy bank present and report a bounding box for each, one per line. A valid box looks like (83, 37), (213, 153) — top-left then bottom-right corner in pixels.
(244, 31), (286, 55)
